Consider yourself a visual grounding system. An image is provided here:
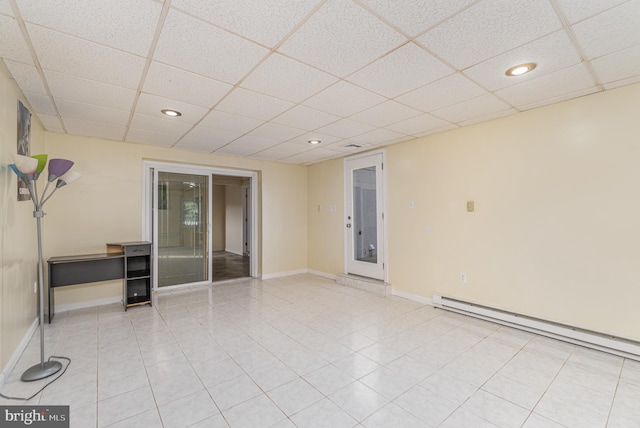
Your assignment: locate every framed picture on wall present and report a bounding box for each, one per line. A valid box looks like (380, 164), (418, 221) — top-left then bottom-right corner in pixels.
(17, 100), (31, 201)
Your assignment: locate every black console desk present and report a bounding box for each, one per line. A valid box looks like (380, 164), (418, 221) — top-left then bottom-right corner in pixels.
(47, 242), (152, 323)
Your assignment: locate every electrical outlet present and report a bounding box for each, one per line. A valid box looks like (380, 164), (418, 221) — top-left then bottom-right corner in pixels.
(459, 273), (467, 283)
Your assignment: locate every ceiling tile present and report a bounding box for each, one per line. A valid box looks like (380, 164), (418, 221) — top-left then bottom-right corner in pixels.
(241, 53), (337, 103)
(314, 119), (376, 138)
(215, 142), (263, 157)
(126, 128), (177, 147)
(359, 0), (476, 37)
(396, 73), (486, 112)
(604, 75), (640, 90)
(27, 24), (146, 89)
(518, 87), (600, 111)
(4, 60), (46, 94)
(198, 110), (263, 134)
(0, 1), (13, 16)
(135, 93), (208, 125)
(64, 117), (126, 141)
(129, 114), (192, 136)
(555, 0), (630, 24)
(37, 113), (64, 132)
(56, 99), (130, 127)
(216, 88), (294, 121)
(0, 15), (34, 64)
(350, 100), (422, 127)
(154, 9), (269, 84)
(463, 30), (582, 91)
(278, 0), (406, 77)
(272, 105), (340, 130)
(46, 70), (136, 110)
(254, 142), (314, 158)
(181, 125), (243, 148)
(229, 134), (280, 151)
(351, 128), (408, 144)
(571, 1), (640, 60)
(143, 62), (233, 109)
(323, 140), (375, 153)
(285, 131), (341, 146)
(303, 81), (386, 117)
(496, 63), (597, 107)
(385, 113), (451, 135)
(17, 0), (162, 56)
(591, 44), (640, 85)
(281, 147), (341, 164)
(23, 92), (56, 115)
(418, 0), (561, 69)
(431, 93), (511, 123)
(458, 108), (517, 127)
(414, 124), (458, 137)
(248, 122), (306, 141)
(347, 42), (453, 98)
(170, 0), (321, 48)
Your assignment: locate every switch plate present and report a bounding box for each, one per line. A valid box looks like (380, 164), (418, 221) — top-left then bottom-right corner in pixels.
(466, 201), (474, 212)
(459, 273), (467, 283)
(409, 200), (415, 209)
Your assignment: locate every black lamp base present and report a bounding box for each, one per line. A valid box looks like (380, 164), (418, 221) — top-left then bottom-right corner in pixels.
(21, 360), (62, 382)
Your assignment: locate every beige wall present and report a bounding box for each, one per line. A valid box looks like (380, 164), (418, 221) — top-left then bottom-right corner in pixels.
(0, 65), (45, 373)
(309, 83), (640, 341)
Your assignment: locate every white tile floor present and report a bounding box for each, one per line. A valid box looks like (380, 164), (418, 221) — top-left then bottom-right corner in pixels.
(1, 274), (639, 427)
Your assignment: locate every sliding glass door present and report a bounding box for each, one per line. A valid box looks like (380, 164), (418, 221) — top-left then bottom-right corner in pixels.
(155, 170), (209, 287)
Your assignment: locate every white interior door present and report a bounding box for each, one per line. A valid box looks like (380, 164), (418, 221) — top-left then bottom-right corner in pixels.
(345, 152), (385, 280)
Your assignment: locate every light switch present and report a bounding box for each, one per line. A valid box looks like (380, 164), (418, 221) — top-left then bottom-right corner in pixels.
(409, 200), (415, 209)
(467, 201), (474, 212)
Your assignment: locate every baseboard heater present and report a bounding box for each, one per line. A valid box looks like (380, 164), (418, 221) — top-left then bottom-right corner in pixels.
(432, 294), (640, 362)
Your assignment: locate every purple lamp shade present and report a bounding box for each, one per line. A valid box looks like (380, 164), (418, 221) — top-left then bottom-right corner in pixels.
(47, 159), (74, 182)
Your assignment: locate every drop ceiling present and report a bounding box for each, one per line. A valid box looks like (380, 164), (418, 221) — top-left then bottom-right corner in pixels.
(1, 0), (639, 165)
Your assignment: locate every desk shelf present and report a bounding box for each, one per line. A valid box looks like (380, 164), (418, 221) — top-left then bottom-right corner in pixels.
(107, 241), (153, 310)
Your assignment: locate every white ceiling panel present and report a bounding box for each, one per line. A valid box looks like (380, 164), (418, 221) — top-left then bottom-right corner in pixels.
(571, 1), (640, 60)
(359, 0), (476, 37)
(285, 131), (341, 146)
(27, 25), (146, 89)
(154, 9), (269, 84)
(0, 15), (34, 65)
(255, 142), (315, 157)
(126, 128), (177, 147)
(143, 62), (233, 109)
(432, 93), (511, 124)
(323, 141), (375, 153)
(23, 92), (56, 115)
(247, 122), (306, 141)
(0, 1), (13, 16)
(350, 100), (422, 127)
(4, 61), (46, 94)
(272, 105), (341, 131)
(64, 117), (125, 141)
(241, 53), (337, 103)
(56, 99), (130, 127)
(386, 114), (451, 135)
(37, 114), (64, 132)
(17, 0), (162, 56)
(216, 142), (265, 157)
(591, 44), (640, 85)
(303, 81), (386, 117)
(181, 125), (243, 147)
(217, 88), (294, 121)
(414, 124), (459, 138)
(555, 0), (630, 24)
(174, 133), (235, 152)
(129, 114), (192, 137)
(314, 119), (376, 139)
(171, 0), (321, 48)
(347, 42), (453, 98)
(135, 93), (209, 125)
(229, 135), (280, 151)
(463, 31), (582, 91)
(397, 73), (486, 112)
(351, 128), (408, 144)
(281, 147), (342, 164)
(604, 75), (640, 90)
(496, 63), (596, 107)
(46, 71), (136, 111)
(419, 0), (561, 69)
(518, 87), (600, 111)
(278, 0), (406, 77)
(198, 110), (263, 134)
(458, 108), (517, 127)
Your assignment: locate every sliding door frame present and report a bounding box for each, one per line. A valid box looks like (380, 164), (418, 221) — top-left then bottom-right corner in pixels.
(142, 161), (258, 289)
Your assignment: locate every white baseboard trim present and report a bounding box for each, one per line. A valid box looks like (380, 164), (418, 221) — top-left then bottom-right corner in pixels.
(261, 269), (309, 280)
(0, 317), (38, 388)
(308, 270), (338, 281)
(54, 296), (122, 314)
(392, 288), (434, 305)
(225, 249), (244, 256)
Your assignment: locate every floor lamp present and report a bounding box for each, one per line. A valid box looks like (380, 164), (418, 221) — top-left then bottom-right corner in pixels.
(9, 153), (80, 382)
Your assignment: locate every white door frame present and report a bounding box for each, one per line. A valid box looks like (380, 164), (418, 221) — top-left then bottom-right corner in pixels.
(344, 150), (387, 282)
(142, 161), (258, 289)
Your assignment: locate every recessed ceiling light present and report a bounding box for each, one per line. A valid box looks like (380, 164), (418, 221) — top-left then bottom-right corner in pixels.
(505, 63), (537, 76)
(308, 139), (321, 145)
(161, 109), (182, 117)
